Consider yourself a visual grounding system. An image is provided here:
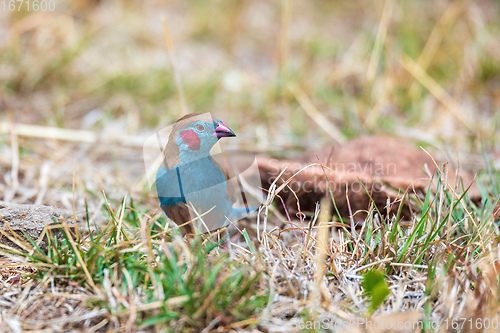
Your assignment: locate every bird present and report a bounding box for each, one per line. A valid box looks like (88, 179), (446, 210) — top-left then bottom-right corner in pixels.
(155, 113), (238, 234)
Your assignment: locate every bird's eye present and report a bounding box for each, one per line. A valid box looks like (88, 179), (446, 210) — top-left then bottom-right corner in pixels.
(195, 124), (205, 132)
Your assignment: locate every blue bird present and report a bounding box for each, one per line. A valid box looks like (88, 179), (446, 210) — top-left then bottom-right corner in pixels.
(155, 113), (238, 234)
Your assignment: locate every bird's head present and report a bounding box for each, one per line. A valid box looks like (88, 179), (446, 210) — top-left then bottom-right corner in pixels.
(166, 113), (236, 165)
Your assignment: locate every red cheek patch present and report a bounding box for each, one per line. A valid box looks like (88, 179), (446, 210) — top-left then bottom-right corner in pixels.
(179, 129), (201, 150)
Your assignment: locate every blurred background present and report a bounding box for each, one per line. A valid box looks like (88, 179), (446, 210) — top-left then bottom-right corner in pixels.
(0, 0), (499, 212)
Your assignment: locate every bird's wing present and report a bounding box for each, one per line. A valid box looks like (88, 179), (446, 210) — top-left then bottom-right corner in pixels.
(156, 165), (195, 232)
(210, 156), (238, 205)
(155, 165), (186, 206)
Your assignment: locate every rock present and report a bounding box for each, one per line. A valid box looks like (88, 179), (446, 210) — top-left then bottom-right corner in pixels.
(257, 136), (480, 221)
(0, 202), (75, 253)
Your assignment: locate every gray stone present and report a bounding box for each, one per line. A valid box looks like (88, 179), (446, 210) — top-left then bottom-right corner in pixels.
(0, 202), (76, 253)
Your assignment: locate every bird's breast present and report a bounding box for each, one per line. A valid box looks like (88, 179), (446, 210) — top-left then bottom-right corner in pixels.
(156, 157), (230, 207)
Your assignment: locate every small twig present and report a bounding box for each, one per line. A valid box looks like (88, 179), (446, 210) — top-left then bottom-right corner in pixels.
(0, 122), (145, 146)
(278, 195), (300, 245)
(366, 0), (394, 83)
(349, 257), (394, 274)
(310, 197), (331, 317)
(34, 161), (51, 205)
(161, 17), (189, 116)
(289, 84), (345, 144)
(278, 0), (292, 76)
(304, 202), (320, 254)
(23, 309), (109, 327)
(7, 119), (19, 201)
(401, 55), (475, 132)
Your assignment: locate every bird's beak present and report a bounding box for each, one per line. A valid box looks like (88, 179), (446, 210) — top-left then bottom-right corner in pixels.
(214, 121), (236, 138)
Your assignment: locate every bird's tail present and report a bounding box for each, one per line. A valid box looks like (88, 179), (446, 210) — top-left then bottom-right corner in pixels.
(232, 205), (261, 219)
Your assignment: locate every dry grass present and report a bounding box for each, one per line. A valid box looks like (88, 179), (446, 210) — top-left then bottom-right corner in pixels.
(0, 0), (499, 332)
